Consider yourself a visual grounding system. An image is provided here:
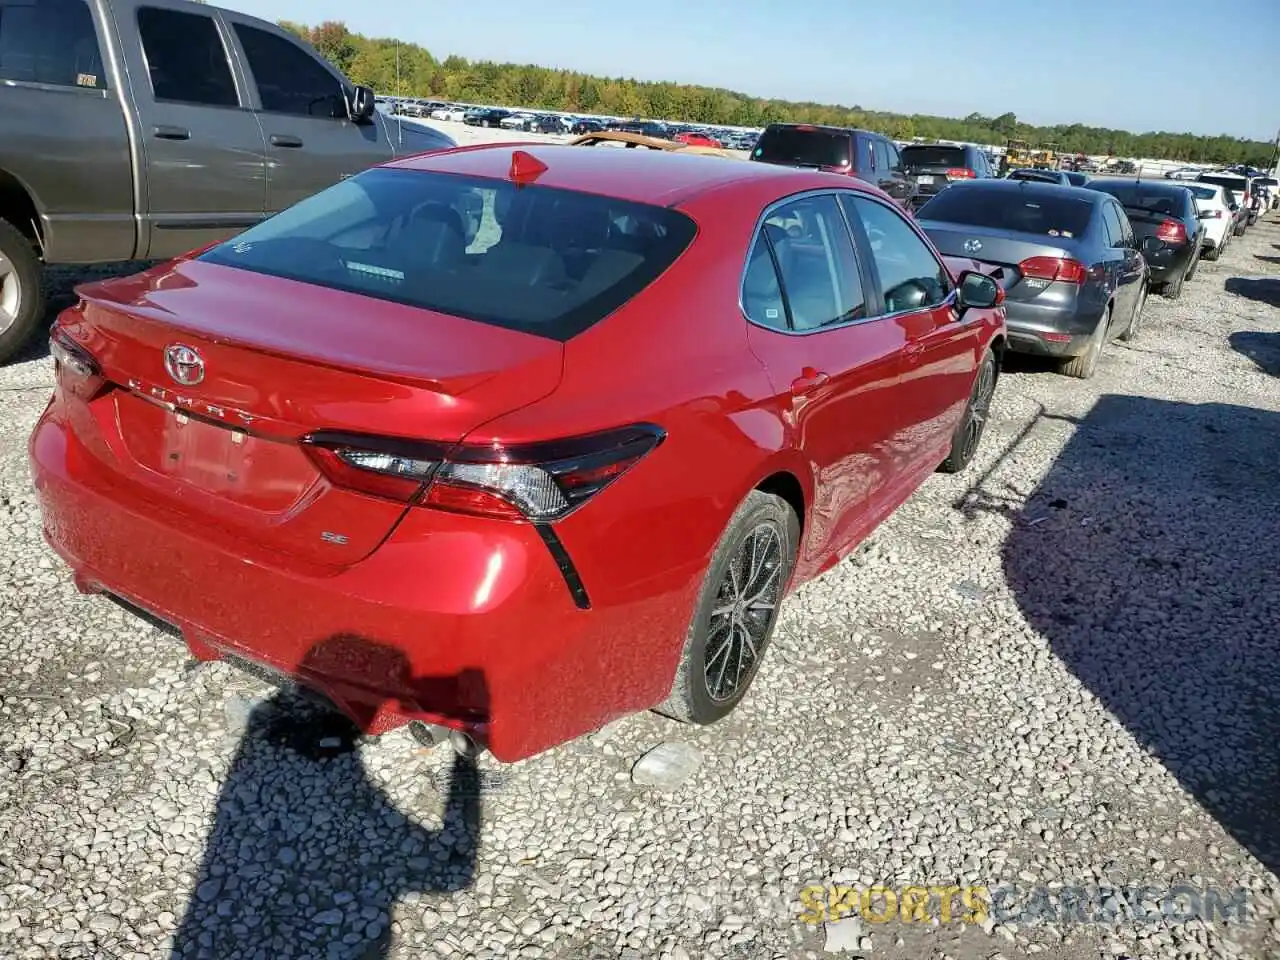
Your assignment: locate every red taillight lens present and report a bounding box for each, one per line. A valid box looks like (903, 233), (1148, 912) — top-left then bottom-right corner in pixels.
(1017, 256), (1088, 286)
(49, 326), (106, 399)
(945, 167), (976, 179)
(1156, 219), (1187, 243)
(303, 424), (664, 522)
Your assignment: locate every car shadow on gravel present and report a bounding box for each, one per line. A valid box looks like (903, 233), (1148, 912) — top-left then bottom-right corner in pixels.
(1229, 331), (1280, 376)
(170, 637), (485, 960)
(1225, 277), (1280, 309)
(960, 395), (1280, 877)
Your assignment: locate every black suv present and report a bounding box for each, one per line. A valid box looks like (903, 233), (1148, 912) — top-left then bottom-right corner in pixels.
(898, 143), (996, 206)
(749, 123), (916, 208)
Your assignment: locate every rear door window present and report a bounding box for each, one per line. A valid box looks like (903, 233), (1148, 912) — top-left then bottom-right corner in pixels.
(842, 195), (951, 314)
(0, 0), (106, 88)
(1101, 203), (1125, 248)
(137, 7), (238, 107)
(753, 126), (851, 170)
(198, 167), (697, 341)
(234, 24), (345, 118)
(917, 185), (1094, 238)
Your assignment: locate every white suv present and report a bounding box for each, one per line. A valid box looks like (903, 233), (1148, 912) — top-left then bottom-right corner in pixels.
(1186, 183), (1234, 260)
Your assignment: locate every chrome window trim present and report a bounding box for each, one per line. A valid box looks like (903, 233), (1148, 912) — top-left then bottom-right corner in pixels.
(737, 187), (959, 338)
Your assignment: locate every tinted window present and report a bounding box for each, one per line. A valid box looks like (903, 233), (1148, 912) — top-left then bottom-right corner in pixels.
(1090, 182), (1192, 218)
(1101, 204), (1125, 247)
(235, 25), (344, 118)
(1187, 185), (1218, 201)
(917, 185), (1094, 239)
(753, 126), (851, 170)
(902, 146), (968, 168)
(0, 0), (106, 88)
(871, 138), (890, 173)
(885, 141), (901, 171)
(741, 238), (786, 331)
(750, 195), (865, 331)
(199, 168), (697, 341)
(137, 7), (237, 107)
(844, 195), (950, 314)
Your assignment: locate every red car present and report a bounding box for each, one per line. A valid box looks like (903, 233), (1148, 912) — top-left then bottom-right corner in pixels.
(30, 145), (1006, 761)
(674, 131), (722, 149)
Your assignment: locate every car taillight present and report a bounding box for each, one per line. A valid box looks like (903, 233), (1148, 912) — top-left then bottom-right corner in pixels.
(1017, 256), (1088, 286)
(302, 424), (664, 522)
(1156, 219), (1187, 243)
(945, 168), (976, 179)
(49, 326), (106, 399)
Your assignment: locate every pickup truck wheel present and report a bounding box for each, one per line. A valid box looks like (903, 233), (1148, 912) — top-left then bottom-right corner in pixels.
(0, 218), (45, 365)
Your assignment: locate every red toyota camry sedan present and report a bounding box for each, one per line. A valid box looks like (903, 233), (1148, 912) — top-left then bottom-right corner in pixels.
(30, 144), (1005, 761)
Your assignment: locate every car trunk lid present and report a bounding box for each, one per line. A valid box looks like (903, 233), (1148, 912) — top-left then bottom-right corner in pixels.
(920, 223), (1081, 301)
(60, 259), (564, 569)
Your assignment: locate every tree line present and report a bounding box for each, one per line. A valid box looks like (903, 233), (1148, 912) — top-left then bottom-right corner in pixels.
(281, 20), (1276, 168)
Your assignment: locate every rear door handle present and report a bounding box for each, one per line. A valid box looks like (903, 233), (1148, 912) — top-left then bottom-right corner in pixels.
(152, 125), (190, 141)
(270, 134), (304, 148)
(790, 370), (830, 396)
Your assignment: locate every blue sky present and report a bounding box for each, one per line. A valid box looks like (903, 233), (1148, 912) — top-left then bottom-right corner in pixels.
(228, 0), (1279, 141)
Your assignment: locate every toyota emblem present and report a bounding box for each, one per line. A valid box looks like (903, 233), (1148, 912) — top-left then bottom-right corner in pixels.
(963, 239), (983, 255)
(163, 344), (205, 386)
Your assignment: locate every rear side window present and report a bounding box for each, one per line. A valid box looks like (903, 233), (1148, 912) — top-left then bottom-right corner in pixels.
(1101, 204), (1125, 247)
(137, 7), (237, 107)
(0, 0), (106, 89)
(234, 24), (345, 118)
(901, 146), (967, 168)
(842, 196), (950, 314)
(744, 195), (865, 331)
(753, 126), (851, 170)
(917, 185), (1094, 239)
(199, 167), (697, 341)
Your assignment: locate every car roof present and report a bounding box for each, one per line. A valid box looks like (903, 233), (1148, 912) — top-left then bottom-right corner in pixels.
(944, 178), (1103, 203)
(388, 142), (865, 207)
(1087, 177), (1193, 195)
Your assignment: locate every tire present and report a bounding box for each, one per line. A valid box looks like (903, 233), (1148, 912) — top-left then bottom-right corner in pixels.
(1204, 244), (1220, 262)
(655, 490), (799, 725)
(1160, 265), (1184, 300)
(1185, 247), (1201, 281)
(1118, 285), (1146, 342)
(0, 217), (46, 366)
(1233, 221), (1246, 237)
(938, 349), (998, 474)
(1059, 310), (1107, 379)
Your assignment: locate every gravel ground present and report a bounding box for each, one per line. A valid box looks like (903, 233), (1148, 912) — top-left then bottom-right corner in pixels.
(1, 147), (1278, 960)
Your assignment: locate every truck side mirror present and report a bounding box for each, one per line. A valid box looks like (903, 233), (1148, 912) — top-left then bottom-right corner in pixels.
(346, 85), (376, 124)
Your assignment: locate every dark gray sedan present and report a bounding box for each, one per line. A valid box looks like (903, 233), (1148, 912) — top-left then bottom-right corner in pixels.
(916, 179), (1159, 379)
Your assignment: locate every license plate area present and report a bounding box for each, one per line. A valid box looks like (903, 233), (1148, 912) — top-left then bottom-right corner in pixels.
(917, 175), (936, 184)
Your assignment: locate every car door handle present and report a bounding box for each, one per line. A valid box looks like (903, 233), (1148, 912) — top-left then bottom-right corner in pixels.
(790, 370), (830, 396)
(270, 134), (304, 148)
(904, 341), (926, 359)
(152, 125), (190, 141)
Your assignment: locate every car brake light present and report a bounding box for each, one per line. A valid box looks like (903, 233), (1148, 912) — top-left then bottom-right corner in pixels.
(302, 424), (664, 522)
(1017, 256), (1088, 285)
(945, 168), (976, 179)
(49, 326), (106, 399)
(1156, 219), (1187, 243)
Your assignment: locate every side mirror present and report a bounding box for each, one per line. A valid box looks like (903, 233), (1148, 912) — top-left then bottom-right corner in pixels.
(346, 85), (376, 124)
(1141, 236), (1163, 257)
(956, 271), (1002, 311)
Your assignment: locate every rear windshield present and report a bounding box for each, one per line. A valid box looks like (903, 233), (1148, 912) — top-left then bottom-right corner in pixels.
(1199, 175), (1247, 191)
(900, 146), (966, 167)
(1187, 185), (1219, 200)
(753, 126), (851, 169)
(917, 185), (1094, 238)
(199, 167), (696, 340)
(1089, 182), (1190, 216)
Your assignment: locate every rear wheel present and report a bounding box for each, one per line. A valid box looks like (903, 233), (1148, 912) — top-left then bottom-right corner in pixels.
(0, 217), (45, 366)
(939, 350), (997, 474)
(1059, 310), (1107, 379)
(655, 490), (799, 725)
(1160, 266), (1185, 300)
(1185, 247), (1201, 281)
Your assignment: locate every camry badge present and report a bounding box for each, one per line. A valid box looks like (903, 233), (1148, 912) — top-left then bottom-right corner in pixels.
(164, 343), (205, 386)
(963, 239), (983, 255)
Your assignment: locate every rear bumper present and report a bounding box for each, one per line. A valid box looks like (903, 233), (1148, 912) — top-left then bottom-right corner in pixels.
(1002, 299), (1104, 358)
(28, 404), (688, 761)
(1146, 243), (1195, 283)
